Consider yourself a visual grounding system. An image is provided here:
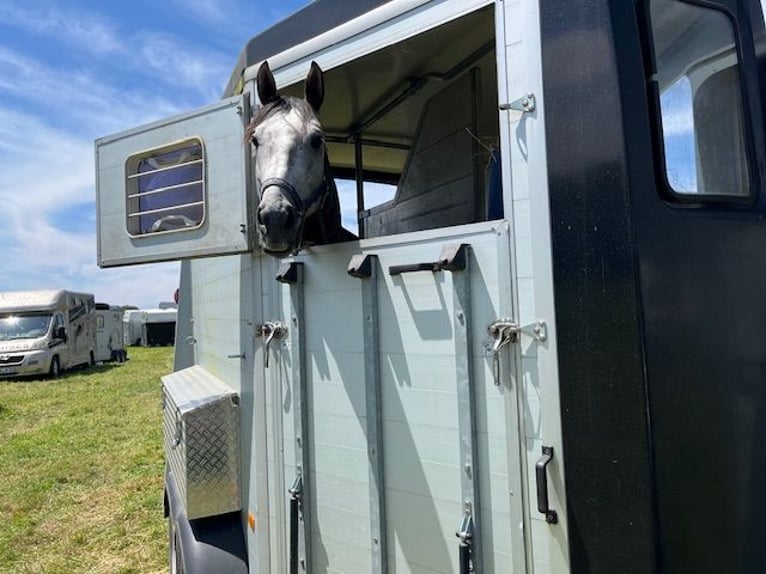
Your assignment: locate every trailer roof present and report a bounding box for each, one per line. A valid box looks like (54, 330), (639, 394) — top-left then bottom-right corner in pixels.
(224, 0), (393, 97)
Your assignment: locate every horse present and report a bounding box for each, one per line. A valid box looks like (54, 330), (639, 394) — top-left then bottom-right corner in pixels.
(246, 60), (356, 257)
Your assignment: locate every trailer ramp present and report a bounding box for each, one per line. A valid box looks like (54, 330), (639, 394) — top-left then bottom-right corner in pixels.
(262, 220), (529, 573)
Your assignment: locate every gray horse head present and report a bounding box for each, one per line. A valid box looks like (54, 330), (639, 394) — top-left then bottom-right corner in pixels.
(247, 61), (329, 257)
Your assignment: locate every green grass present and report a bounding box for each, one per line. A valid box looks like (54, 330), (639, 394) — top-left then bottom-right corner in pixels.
(0, 347), (173, 574)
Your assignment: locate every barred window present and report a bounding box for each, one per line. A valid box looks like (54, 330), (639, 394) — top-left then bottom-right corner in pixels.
(125, 139), (205, 235)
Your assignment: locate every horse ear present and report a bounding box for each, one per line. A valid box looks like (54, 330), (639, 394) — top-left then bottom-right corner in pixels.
(257, 61), (278, 104)
(305, 61), (324, 112)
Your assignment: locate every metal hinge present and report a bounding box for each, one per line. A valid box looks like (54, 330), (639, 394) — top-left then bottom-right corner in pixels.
(499, 91), (536, 113)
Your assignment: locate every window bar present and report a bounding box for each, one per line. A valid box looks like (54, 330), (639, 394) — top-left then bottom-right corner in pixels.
(127, 201), (204, 218)
(127, 158), (204, 179)
(127, 180), (204, 200)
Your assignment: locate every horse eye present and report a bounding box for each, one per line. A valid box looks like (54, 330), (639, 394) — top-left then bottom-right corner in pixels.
(309, 134), (324, 150)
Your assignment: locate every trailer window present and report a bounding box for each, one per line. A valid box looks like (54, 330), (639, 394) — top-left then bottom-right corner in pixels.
(649, 0), (751, 199)
(125, 138), (205, 235)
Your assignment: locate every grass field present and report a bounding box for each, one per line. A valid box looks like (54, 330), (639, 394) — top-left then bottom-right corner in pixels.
(0, 347), (173, 574)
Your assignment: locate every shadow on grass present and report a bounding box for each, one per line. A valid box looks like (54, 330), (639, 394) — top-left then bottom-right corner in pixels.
(2, 361), (127, 384)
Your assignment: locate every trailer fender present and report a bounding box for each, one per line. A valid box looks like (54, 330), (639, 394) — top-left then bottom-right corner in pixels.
(165, 469), (248, 574)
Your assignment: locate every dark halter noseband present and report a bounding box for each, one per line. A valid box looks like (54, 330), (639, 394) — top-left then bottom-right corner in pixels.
(259, 176), (330, 254)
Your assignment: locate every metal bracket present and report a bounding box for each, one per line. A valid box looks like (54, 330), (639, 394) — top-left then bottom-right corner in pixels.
(500, 91), (536, 113)
(276, 261), (302, 284)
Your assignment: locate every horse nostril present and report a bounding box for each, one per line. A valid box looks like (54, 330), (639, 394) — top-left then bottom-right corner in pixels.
(259, 208), (296, 231)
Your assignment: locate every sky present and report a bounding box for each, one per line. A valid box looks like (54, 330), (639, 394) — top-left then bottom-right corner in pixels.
(0, 0), (311, 309)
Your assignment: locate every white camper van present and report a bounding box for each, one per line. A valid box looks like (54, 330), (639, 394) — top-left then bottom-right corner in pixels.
(95, 303), (127, 363)
(0, 290), (96, 379)
(95, 1), (766, 572)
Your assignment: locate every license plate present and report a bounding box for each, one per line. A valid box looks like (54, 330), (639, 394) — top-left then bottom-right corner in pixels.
(0, 367), (17, 375)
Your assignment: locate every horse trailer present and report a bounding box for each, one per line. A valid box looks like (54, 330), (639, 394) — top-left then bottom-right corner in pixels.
(94, 0), (766, 572)
(123, 308), (177, 347)
(95, 303), (127, 363)
(0, 290), (96, 379)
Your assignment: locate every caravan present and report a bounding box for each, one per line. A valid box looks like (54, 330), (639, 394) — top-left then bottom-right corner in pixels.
(0, 290), (96, 379)
(95, 1), (766, 572)
(95, 303), (127, 363)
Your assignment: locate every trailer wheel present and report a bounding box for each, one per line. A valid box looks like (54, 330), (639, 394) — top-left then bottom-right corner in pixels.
(89, 351), (95, 366)
(48, 356), (60, 379)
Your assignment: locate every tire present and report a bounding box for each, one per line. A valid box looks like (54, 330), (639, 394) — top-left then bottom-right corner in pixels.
(48, 356), (61, 379)
(169, 519), (185, 574)
(89, 351), (95, 366)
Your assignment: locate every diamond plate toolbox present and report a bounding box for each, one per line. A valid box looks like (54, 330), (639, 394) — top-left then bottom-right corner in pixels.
(162, 365), (241, 520)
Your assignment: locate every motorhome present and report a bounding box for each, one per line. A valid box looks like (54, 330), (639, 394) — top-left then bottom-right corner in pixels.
(94, 0), (766, 572)
(95, 303), (127, 363)
(0, 290), (96, 379)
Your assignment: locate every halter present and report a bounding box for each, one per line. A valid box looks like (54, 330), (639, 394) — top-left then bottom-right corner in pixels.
(259, 176), (330, 253)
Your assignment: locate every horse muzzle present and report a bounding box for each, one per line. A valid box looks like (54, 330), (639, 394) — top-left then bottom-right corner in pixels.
(257, 178), (306, 257)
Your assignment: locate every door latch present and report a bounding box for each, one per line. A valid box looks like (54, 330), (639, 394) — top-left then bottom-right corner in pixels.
(486, 318), (547, 385)
(258, 321), (287, 368)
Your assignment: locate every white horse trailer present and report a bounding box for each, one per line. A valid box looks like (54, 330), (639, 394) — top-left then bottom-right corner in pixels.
(95, 0), (766, 572)
(122, 309), (177, 347)
(122, 309), (142, 346)
(0, 289), (96, 379)
(95, 303), (127, 363)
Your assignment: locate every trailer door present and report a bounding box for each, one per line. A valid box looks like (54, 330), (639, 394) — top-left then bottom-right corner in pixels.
(94, 94), (253, 268)
(261, 220), (529, 573)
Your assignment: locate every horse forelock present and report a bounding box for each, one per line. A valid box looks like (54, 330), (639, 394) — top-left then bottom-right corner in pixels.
(245, 96), (319, 142)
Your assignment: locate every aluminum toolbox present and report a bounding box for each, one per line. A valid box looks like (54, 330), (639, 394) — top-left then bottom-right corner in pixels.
(162, 365), (241, 520)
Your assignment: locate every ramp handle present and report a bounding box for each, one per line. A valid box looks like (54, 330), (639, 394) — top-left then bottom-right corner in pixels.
(535, 446), (559, 524)
(388, 243), (469, 276)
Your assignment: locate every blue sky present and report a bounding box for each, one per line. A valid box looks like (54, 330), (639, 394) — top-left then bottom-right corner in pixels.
(0, 0), (311, 308)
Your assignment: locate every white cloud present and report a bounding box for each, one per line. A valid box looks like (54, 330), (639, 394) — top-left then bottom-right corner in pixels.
(0, 3), (121, 56)
(169, 0), (228, 25)
(135, 32), (231, 100)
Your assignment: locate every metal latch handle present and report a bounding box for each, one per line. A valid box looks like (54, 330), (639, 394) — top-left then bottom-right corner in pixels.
(259, 321), (287, 368)
(455, 505), (474, 574)
(535, 445), (558, 524)
(288, 474), (303, 574)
